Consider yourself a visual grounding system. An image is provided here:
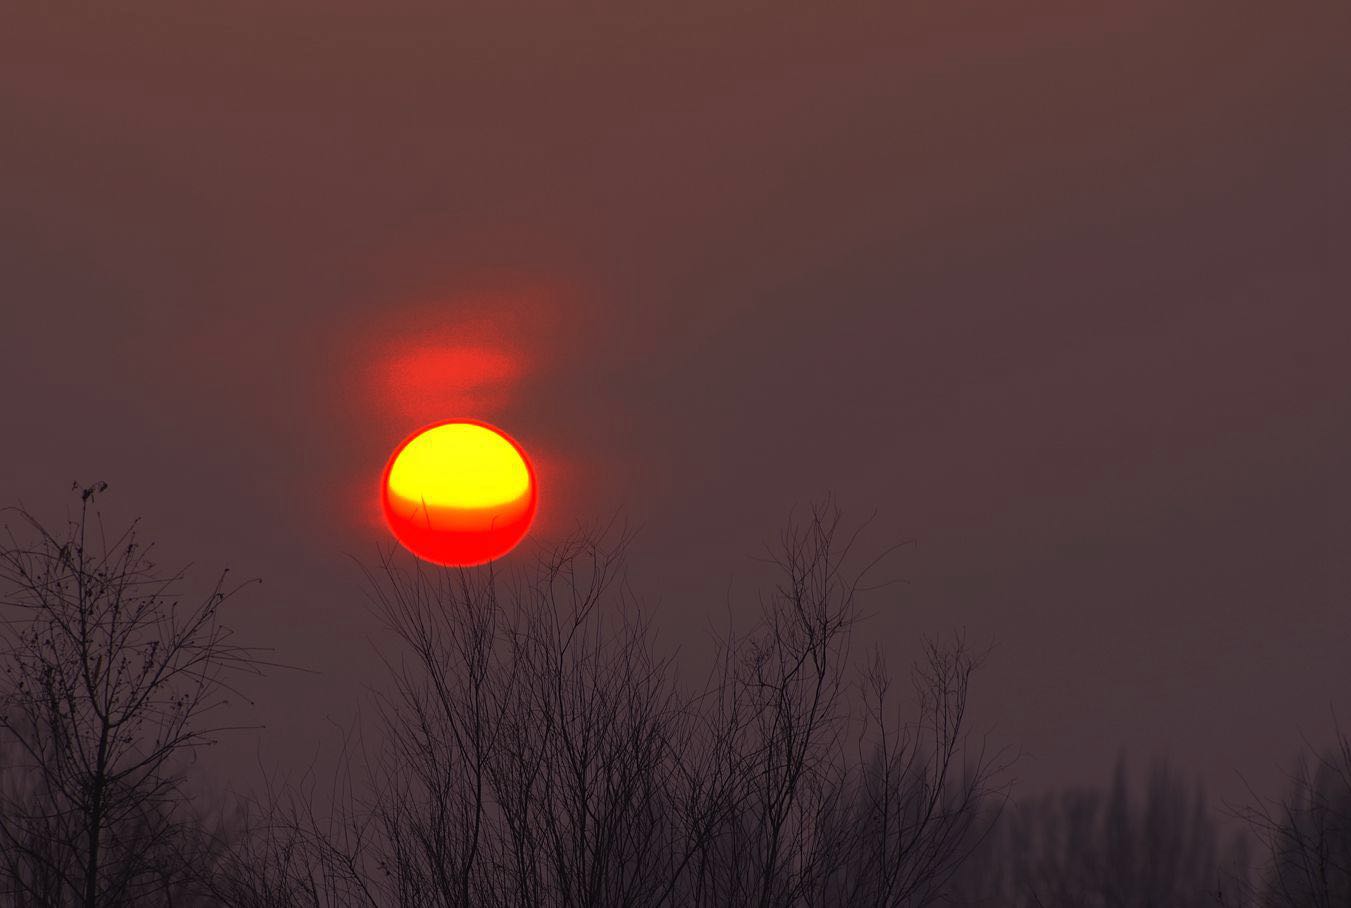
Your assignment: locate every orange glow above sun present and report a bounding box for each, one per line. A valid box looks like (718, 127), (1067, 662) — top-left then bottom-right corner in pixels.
(381, 420), (537, 566)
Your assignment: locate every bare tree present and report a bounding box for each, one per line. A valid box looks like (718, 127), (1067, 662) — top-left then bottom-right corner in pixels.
(0, 483), (264, 907)
(354, 527), (714, 908)
(683, 507), (1008, 908)
(227, 502), (1007, 907)
(1237, 720), (1351, 907)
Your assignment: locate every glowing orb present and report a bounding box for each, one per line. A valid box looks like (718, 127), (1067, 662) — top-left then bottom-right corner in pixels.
(381, 419), (538, 566)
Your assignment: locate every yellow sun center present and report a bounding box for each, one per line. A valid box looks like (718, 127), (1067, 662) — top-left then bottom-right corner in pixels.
(385, 422), (530, 509)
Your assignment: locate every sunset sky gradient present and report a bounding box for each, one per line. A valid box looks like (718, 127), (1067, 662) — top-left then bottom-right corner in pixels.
(1, 0), (1345, 807)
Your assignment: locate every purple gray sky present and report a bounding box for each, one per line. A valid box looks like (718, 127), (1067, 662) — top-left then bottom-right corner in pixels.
(2, 0), (1347, 805)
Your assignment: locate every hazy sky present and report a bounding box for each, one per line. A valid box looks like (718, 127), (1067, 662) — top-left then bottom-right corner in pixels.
(2, 0), (1346, 805)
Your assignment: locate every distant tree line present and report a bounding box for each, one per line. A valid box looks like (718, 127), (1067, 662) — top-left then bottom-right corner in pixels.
(942, 756), (1250, 907)
(0, 486), (1345, 906)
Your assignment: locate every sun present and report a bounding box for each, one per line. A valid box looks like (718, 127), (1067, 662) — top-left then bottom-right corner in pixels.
(381, 419), (538, 566)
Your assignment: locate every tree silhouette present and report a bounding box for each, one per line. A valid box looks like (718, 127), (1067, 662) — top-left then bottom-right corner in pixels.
(214, 503), (1008, 907)
(1238, 720), (1351, 907)
(0, 484), (264, 907)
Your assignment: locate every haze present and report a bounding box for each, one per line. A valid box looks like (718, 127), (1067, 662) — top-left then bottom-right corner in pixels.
(1, 0), (1346, 813)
